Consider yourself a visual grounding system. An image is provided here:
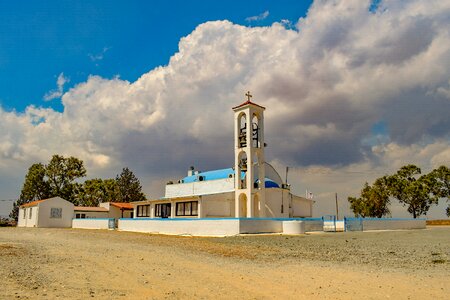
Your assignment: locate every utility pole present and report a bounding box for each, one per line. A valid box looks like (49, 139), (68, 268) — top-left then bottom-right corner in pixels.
(285, 166), (289, 184)
(335, 193), (339, 220)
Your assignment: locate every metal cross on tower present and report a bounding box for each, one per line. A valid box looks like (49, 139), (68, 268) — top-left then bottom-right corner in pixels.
(245, 91), (252, 101)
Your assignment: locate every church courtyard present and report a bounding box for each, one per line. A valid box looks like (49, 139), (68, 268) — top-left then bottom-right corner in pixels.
(0, 227), (448, 299)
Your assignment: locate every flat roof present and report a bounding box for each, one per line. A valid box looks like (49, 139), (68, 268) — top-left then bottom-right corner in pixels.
(74, 207), (108, 212)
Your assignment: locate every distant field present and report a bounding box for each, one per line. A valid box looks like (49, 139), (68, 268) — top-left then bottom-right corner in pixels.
(427, 219), (450, 225)
(0, 227), (449, 299)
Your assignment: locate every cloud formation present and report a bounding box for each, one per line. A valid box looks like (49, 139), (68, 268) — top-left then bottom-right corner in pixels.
(43, 73), (69, 101)
(245, 10), (269, 22)
(1, 1), (449, 217)
(88, 47), (111, 63)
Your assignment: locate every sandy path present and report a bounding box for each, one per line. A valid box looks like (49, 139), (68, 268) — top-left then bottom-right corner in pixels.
(0, 227), (448, 299)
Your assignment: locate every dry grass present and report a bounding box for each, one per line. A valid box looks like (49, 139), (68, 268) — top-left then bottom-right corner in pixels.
(0, 243), (23, 256)
(426, 219), (450, 225)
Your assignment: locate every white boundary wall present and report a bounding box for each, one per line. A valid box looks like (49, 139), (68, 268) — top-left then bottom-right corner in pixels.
(119, 218), (323, 236)
(72, 218), (113, 230)
(239, 219), (281, 234)
(362, 218), (426, 231)
(119, 219), (240, 236)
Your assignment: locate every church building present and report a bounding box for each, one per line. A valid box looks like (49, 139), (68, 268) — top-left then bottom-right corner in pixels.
(131, 93), (313, 219)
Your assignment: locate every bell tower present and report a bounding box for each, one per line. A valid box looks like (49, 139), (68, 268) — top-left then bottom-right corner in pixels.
(233, 91), (266, 218)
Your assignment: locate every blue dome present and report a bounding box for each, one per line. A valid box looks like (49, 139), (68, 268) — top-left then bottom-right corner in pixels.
(264, 178), (280, 188)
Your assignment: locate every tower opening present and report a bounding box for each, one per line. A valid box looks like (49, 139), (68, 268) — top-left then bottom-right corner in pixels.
(238, 113), (247, 148)
(252, 114), (260, 148)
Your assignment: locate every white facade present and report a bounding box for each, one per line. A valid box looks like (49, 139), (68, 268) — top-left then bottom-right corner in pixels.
(18, 197), (74, 228)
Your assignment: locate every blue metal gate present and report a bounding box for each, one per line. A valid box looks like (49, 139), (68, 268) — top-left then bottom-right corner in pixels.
(344, 217), (363, 231)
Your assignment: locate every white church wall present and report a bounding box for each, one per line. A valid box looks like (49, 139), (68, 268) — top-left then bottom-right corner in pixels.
(291, 195), (313, 218)
(265, 189), (290, 218)
(165, 178), (234, 198)
(202, 193), (234, 218)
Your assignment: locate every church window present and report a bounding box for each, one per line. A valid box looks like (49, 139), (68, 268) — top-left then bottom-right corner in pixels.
(175, 201), (198, 216)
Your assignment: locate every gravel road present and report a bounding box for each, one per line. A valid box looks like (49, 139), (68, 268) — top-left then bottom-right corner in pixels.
(0, 226), (448, 299)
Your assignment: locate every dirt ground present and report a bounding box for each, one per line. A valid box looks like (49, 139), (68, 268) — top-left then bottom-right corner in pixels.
(0, 227), (449, 299)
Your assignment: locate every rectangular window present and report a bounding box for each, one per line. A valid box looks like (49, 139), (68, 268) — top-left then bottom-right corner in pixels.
(50, 208), (62, 219)
(23, 208), (26, 219)
(155, 203), (171, 218)
(175, 201), (199, 217)
(137, 205), (150, 217)
(75, 213), (86, 219)
(29, 207), (32, 219)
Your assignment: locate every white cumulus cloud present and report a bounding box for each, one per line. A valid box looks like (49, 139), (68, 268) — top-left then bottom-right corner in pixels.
(43, 72), (69, 101)
(246, 10), (269, 22)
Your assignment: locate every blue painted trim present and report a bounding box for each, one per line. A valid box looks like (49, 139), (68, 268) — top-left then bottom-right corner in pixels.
(119, 217), (323, 221)
(345, 217), (426, 221)
(72, 218), (114, 221)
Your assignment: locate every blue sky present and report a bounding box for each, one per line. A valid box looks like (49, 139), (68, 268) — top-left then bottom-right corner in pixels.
(0, 0), (312, 112)
(0, 1), (449, 219)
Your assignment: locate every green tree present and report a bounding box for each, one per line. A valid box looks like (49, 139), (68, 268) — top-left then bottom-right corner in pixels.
(45, 154), (86, 202)
(387, 164), (438, 218)
(115, 167), (146, 202)
(10, 163), (51, 220)
(77, 178), (120, 206)
(348, 177), (391, 218)
(426, 165), (450, 217)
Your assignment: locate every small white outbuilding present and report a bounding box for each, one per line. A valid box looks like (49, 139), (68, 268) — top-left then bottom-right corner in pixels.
(17, 197), (74, 228)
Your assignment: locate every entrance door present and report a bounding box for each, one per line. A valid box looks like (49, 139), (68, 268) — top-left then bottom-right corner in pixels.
(161, 203), (171, 218)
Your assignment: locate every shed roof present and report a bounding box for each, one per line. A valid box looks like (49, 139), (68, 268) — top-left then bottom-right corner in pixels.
(110, 202), (133, 210)
(20, 199), (47, 208)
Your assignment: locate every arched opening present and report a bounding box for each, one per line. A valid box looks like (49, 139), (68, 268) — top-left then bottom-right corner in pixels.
(252, 114), (260, 148)
(239, 193), (247, 218)
(253, 194), (260, 217)
(238, 151), (247, 189)
(238, 113), (247, 148)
